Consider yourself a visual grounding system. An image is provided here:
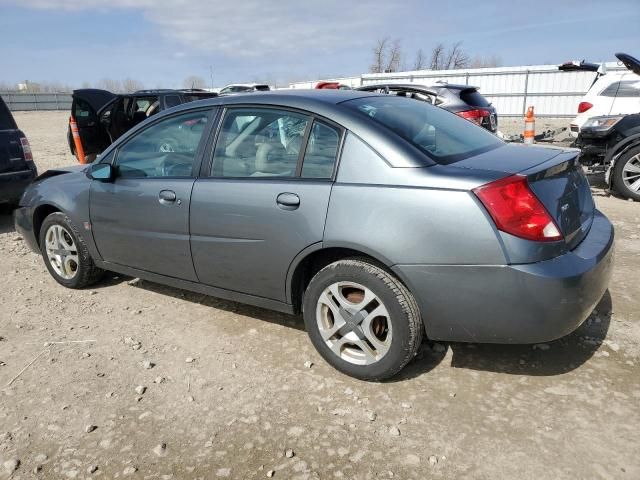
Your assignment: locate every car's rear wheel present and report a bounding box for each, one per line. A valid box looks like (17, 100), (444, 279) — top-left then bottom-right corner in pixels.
(303, 259), (423, 381)
(613, 146), (640, 201)
(39, 212), (104, 289)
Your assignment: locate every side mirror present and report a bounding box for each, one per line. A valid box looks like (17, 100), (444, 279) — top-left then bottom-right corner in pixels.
(87, 163), (115, 182)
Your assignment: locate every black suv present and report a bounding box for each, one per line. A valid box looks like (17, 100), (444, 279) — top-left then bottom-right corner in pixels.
(356, 83), (498, 133)
(68, 88), (217, 161)
(0, 96), (37, 205)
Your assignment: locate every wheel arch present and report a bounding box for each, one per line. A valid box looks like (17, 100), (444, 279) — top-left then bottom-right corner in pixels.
(286, 243), (402, 314)
(605, 133), (640, 188)
(32, 203), (64, 247)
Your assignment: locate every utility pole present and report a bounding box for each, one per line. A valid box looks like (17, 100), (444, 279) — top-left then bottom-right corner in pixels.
(209, 66), (214, 91)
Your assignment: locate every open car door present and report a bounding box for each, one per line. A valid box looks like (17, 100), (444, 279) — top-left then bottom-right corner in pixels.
(69, 89), (116, 160)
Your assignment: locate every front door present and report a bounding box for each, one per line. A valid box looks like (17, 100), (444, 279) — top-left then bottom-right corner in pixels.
(90, 108), (213, 280)
(190, 107), (343, 301)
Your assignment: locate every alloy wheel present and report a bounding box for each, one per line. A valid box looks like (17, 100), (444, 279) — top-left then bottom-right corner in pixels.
(44, 224), (79, 280)
(316, 281), (392, 366)
(622, 153), (640, 192)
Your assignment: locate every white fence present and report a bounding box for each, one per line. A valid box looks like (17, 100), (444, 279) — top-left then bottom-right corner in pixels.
(289, 62), (627, 117)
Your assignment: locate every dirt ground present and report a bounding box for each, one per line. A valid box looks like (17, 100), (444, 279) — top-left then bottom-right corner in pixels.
(0, 111), (639, 480)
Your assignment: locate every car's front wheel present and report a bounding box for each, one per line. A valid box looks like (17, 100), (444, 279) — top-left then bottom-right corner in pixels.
(39, 212), (104, 289)
(303, 259), (423, 381)
(613, 145), (640, 201)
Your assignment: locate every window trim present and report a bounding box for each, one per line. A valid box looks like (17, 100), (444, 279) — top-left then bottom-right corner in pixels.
(109, 107), (216, 180)
(205, 104), (345, 182)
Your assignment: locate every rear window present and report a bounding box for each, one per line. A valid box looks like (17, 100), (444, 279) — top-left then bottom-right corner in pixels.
(343, 96), (502, 164)
(459, 89), (491, 107)
(0, 97), (17, 130)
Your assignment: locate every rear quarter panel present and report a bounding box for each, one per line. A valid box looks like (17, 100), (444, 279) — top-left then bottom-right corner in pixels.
(323, 133), (506, 266)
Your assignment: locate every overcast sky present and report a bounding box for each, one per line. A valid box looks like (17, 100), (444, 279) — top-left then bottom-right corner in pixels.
(0, 0), (639, 89)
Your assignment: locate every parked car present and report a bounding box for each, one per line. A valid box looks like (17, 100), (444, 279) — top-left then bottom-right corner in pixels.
(316, 81), (352, 90)
(68, 88), (218, 161)
(219, 83), (271, 94)
(15, 90), (613, 380)
(576, 112), (640, 200)
(356, 83), (498, 133)
(0, 96), (37, 205)
(568, 52), (640, 137)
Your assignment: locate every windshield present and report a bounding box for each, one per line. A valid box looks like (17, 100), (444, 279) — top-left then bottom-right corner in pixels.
(343, 96), (502, 164)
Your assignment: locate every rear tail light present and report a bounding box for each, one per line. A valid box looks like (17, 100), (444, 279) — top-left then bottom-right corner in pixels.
(20, 136), (33, 162)
(457, 109), (490, 125)
(473, 175), (562, 242)
(577, 101), (593, 114)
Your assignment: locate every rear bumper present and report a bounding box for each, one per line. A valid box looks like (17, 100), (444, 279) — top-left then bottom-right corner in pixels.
(14, 205), (40, 253)
(0, 169), (36, 203)
(394, 210), (614, 344)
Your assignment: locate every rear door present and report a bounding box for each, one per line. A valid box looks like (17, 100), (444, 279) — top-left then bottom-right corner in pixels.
(190, 107), (342, 301)
(608, 74), (640, 116)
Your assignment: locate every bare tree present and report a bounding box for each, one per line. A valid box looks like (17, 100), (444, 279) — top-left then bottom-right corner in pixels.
(122, 78), (144, 93)
(429, 42), (470, 70)
(81, 81), (91, 89)
(445, 42), (469, 69)
(370, 37), (389, 74)
(183, 75), (207, 89)
(385, 39), (402, 73)
(98, 78), (122, 92)
(413, 48), (427, 70)
(470, 54), (502, 68)
(430, 43), (445, 70)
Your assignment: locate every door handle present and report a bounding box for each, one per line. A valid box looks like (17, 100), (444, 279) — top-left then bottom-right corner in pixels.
(158, 189), (177, 204)
(276, 192), (300, 210)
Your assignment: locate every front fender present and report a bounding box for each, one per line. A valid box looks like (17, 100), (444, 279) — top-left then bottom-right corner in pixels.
(23, 170), (102, 262)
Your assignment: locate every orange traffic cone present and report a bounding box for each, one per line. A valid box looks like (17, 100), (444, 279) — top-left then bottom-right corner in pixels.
(69, 116), (86, 164)
(523, 106), (535, 145)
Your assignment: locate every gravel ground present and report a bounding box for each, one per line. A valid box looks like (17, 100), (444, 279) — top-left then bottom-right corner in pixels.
(0, 111), (639, 480)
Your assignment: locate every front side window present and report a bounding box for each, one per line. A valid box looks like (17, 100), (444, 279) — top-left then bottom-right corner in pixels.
(212, 108), (310, 177)
(115, 110), (209, 178)
(343, 96), (502, 164)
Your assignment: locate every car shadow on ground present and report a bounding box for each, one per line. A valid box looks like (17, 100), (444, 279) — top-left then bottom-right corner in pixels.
(445, 290), (612, 377)
(0, 207), (17, 234)
(131, 279), (306, 332)
(134, 279), (612, 381)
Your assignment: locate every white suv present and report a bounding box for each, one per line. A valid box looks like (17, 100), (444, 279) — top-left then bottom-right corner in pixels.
(569, 53), (640, 137)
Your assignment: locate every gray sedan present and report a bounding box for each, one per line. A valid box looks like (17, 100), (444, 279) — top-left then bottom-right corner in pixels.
(14, 90), (614, 380)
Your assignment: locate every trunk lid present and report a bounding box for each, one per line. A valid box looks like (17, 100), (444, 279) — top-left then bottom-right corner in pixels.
(455, 143), (595, 249)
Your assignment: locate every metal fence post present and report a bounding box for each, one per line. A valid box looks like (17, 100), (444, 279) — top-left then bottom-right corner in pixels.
(465, 72), (469, 85)
(522, 70), (530, 116)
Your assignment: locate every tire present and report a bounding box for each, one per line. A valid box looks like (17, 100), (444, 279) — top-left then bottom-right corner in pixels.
(303, 259), (423, 381)
(39, 212), (104, 289)
(612, 145), (640, 201)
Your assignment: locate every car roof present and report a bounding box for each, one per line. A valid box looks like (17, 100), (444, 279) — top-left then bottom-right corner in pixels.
(358, 83), (479, 92)
(108, 89), (437, 168)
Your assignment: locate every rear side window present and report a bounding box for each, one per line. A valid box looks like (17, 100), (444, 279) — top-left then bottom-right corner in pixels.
(344, 96), (502, 164)
(212, 108), (309, 178)
(165, 95), (182, 108)
(459, 89), (491, 107)
(301, 121), (341, 178)
(601, 80), (640, 97)
(0, 97), (17, 130)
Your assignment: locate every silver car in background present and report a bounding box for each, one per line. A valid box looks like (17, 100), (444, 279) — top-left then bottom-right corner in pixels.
(14, 90), (614, 380)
